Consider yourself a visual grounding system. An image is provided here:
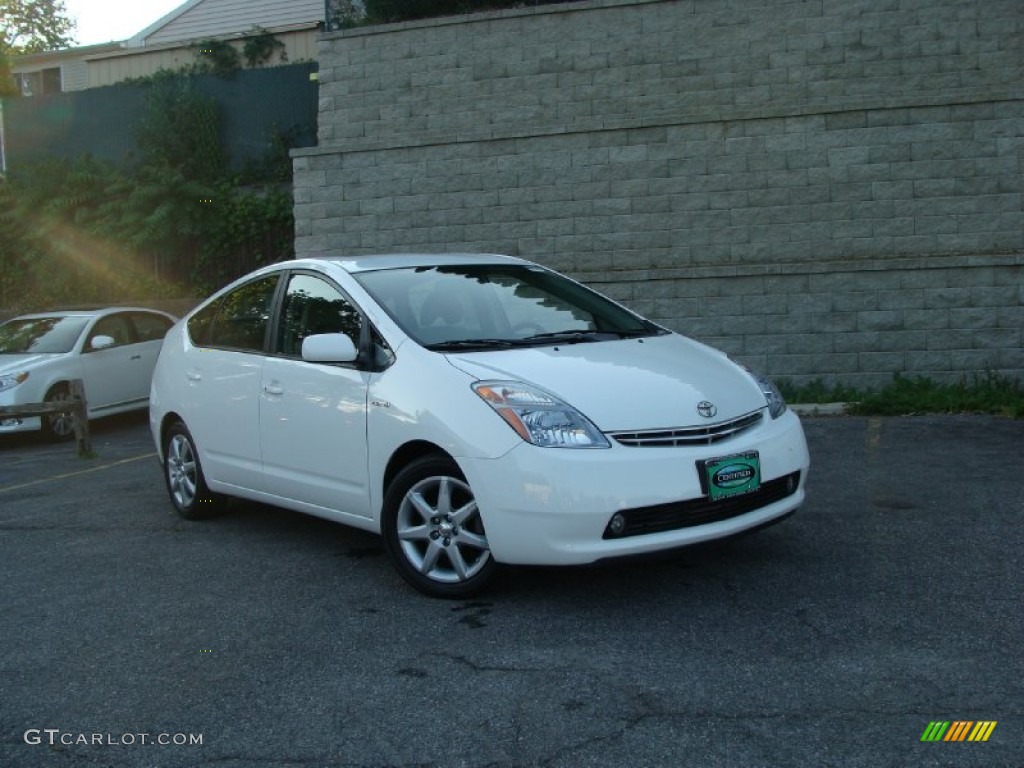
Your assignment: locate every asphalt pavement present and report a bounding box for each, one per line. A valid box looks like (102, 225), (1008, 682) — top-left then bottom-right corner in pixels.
(0, 411), (1021, 767)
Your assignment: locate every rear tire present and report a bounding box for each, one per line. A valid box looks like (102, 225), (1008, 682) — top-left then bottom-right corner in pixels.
(382, 455), (498, 598)
(163, 421), (225, 519)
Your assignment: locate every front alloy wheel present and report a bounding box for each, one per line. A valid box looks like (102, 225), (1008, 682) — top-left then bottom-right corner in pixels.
(383, 455), (497, 598)
(42, 385), (75, 441)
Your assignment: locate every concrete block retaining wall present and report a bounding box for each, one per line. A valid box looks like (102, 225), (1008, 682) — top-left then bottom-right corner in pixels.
(293, 0), (1023, 387)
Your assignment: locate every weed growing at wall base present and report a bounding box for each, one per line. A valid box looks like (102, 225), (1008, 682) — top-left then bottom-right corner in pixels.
(778, 373), (1024, 419)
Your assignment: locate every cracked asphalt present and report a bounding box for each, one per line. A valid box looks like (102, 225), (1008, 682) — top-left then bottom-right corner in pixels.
(1, 411), (1021, 767)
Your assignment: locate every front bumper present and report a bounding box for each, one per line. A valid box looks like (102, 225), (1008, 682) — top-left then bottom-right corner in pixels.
(0, 415), (42, 433)
(0, 390), (43, 433)
(459, 409), (809, 565)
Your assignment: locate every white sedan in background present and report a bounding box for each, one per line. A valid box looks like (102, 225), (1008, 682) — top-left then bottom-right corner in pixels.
(150, 254), (809, 597)
(0, 307), (177, 439)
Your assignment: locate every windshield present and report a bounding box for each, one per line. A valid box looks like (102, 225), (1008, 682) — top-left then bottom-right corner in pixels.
(0, 316), (90, 354)
(355, 264), (663, 350)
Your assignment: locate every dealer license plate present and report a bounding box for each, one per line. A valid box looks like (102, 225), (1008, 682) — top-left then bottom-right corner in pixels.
(700, 452), (761, 501)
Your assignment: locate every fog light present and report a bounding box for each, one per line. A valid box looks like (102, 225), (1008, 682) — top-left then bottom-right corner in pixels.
(786, 474), (797, 494)
(608, 512), (626, 537)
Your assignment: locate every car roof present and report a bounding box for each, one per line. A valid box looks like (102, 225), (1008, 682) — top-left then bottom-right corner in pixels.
(5, 307), (175, 321)
(298, 253), (530, 274)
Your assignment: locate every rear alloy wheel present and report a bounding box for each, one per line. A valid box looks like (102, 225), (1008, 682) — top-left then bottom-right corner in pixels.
(41, 385), (75, 442)
(163, 421), (225, 519)
(382, 455), (497, 598)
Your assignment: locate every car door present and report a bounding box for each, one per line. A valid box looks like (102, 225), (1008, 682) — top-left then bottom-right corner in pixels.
(79, 313), (140, 411)
(258, 272), (372, 517)
(124, 311), (174, 401)
(184, 274), (280, 490)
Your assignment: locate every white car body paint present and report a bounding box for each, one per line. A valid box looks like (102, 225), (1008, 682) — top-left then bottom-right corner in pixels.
(149, 254), (809, 581)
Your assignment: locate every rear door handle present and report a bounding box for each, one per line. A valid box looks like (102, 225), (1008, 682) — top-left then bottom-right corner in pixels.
(131, 354), (142, 360)
(186, 370), (201, 382)
(264, 383), (284, 396)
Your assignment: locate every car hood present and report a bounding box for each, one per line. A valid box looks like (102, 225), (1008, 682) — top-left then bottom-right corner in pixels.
(0, 353), (61, 373)
(443, 333), (767, 432)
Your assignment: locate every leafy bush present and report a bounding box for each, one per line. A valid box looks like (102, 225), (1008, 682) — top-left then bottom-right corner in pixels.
(243, 26), (287, 67)
(191, 38), (241, 76)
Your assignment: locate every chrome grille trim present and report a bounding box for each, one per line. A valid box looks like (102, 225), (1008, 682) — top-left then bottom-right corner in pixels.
(610, 411), (764, 447)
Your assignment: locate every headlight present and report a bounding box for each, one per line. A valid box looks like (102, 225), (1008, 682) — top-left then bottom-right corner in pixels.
(750, 370), (787, 419)
(0, 371), (29, 392)
(472, 381), (610, 448)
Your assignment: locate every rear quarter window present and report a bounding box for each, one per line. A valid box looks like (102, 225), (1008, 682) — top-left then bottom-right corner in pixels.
(187, 275), (280, 352)
(187, 300), (220, 347)
(131, 312), (174, 342)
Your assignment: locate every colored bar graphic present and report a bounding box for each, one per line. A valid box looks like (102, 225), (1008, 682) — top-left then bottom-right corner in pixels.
(921, 720), (997, 742)
(945, 721), (973, 741)
(921, 722), (950, 742)
(968, 721), (997, 742)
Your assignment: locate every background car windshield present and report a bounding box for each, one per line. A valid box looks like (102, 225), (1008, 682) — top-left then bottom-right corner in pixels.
(0, 317), (90, 354)
(355, 264), (658, 347)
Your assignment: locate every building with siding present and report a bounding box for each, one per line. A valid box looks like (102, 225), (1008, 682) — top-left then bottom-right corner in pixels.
(9, 43), (122, 96)
(9, 0), (324, 93)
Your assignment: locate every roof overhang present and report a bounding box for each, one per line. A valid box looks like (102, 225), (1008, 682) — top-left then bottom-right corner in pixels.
(87, 22), (321, 61)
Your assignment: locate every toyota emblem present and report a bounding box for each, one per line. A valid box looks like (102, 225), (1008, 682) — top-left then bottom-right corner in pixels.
(697, 401), (717, 418)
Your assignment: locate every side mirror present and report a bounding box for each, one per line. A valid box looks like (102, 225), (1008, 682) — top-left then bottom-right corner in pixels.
(89, 335), (116, 351)
(301, 333), (358, 363)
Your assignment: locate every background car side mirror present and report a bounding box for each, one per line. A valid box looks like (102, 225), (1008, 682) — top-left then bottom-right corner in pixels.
(301, 333), (358, 363)
(89, 335), (116, 351)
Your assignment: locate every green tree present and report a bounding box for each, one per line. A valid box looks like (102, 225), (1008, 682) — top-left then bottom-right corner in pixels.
(0, 0), (76, 54)
(0, 47), (15, 96)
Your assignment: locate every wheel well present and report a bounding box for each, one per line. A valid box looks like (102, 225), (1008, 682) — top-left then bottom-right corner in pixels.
(45, 381), (70, 397)
(159, 412), (184, 454)
(383, 440), (454, 497)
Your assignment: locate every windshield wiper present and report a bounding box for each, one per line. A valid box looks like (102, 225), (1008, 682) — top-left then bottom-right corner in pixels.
(428, 328), (661, 351)
(523, 329), (651, 344)
(425, 338), (525, 351)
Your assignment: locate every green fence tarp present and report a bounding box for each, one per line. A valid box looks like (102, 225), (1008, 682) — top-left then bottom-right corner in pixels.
(2, 63), (318, 172)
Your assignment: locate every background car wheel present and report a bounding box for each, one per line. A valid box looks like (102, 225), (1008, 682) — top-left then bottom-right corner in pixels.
(163, 421), (225, 519)
(382, 455), (498, 598)
(41, 384), (75, 442)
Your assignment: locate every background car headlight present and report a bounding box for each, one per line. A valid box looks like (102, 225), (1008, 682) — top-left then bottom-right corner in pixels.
(750, 370), (787, 419)
(0, 371), (29, 392)
(472, 381), (610, 448)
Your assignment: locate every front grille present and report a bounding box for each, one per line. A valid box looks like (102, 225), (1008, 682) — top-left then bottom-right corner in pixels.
(610, 411), (764, 447)
(603, 471), (801, 539)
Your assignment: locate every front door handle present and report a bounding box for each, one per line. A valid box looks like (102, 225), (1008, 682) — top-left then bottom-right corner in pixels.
(264, 383), (284, 396)
(186, 370), (201, 382)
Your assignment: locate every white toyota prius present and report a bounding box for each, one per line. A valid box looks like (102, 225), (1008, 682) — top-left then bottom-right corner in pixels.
(150, 254), (809, 597)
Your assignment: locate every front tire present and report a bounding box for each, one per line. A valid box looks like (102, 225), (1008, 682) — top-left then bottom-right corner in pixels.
(41, 385), (75, 442)
(382, 455), (498, 598)
(163, 421), (225, 519)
